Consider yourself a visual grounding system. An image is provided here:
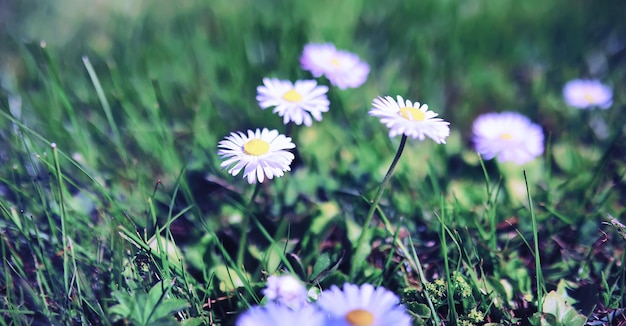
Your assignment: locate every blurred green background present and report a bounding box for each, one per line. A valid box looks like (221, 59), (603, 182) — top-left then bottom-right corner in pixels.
(4, 0), (625, 124)
(3, 0), (625, 180)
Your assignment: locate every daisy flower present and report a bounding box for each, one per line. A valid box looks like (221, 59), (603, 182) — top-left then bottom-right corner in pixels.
(563, 79), (613, 109)
(257, 78), (330, 126)
(369, 95), (450, 143)
(316, 283), (412, 326)
(217, 128), (295, 184)
(263, 275), (308, 309)
(300, 43), (370, 89)
(237, 303), (325, 326)
(472, 111), (544, 165)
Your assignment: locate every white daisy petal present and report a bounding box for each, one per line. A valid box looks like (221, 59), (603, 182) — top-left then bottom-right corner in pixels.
(256, 78), (330, 126)
(229, 161), (248, 176)
(472, 111), (544, 165)
(256, 165), (265, 183)
(369, 95), (450, 143)
(217, 128), (295, 184)
(316, 283), (412, 326)
(237, 303), (324, 326)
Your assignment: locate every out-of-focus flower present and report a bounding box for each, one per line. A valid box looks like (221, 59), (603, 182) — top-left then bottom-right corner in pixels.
(263, 275), (308, 309)
(563, 79), (612, 109)
(300, 43), (370, 89)
(217, 128), (295, 184)
(472, 111), (544, 165)
(316, 283), (412, 326)
(257, 78), (330, 126)
(237, 303), (324, 326)
(369, 95), (450, 143)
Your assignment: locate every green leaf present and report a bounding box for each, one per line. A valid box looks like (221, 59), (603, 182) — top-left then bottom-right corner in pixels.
(144, 282), (167, 324)
(311, 252), (344, 283)
(109, 291), (134, 318)
(213, 265), (250, 291)
(311, 253), (331, 280)
(180, 318), (206, 326)
(541, 291), (586, 326)
(552, 143), (580, 173)
(148, 299), (190, 324)
(263, 240), (296, 274)
(405, 302), (431, 319)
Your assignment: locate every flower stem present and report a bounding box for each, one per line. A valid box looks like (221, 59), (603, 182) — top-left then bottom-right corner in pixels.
(237, 182), (262, 267)
(351, 135), (408, 279)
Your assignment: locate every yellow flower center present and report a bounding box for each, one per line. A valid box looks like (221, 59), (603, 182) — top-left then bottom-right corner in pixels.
(243, 139), (270, 156)
(583, 92), (595, 103)
(499, 132), (514, 140)
(282, 89), (303, 102)
(330, 57), (341, 67)
(399, 107), (426, 121)
(345, 309), (375, 326)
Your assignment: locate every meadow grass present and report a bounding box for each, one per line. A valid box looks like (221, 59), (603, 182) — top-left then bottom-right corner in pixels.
(1, 0), (626, 325)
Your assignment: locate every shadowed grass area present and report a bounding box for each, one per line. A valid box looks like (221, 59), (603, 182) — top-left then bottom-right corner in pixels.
(1, 0), (626, 325)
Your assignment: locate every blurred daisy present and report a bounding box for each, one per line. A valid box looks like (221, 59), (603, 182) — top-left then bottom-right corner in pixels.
(300, 43), (370, 89)
(369, 95), (450, 143)
(563, 79), (612, 109)
(472, 112), (544, 165)
(217, 128), (295, 184)
(237, 303), (324, 326)
(257, 78), (330, 126)
(263, 274), (308, 309)
(316, 283), (412, 326)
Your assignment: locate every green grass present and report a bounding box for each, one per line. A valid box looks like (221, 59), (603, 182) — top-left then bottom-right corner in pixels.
(1, 0), (626, 325)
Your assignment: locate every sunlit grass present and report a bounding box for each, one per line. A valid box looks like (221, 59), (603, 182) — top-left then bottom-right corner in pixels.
(1, 0), (626, 325)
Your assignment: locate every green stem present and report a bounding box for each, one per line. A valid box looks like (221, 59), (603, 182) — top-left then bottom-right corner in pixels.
(285, 122), (294, 139)
(524, 170), (544, 311)
(51, 144), (70, 300)
(237, 183), (262, 267)
(351, 135), (407, 279)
